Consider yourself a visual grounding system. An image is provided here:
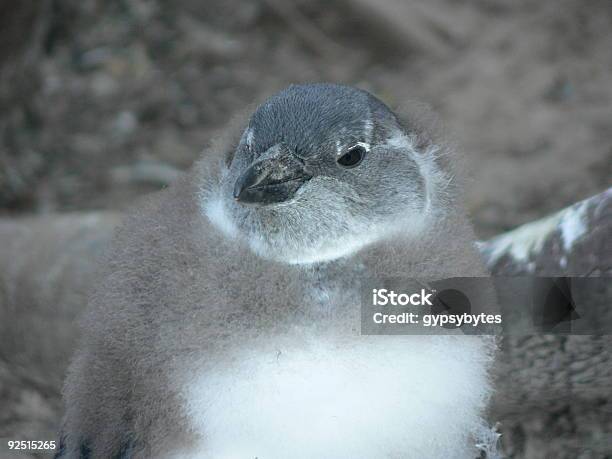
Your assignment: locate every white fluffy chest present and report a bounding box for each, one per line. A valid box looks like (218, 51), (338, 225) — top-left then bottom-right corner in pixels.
(173, 335), (493, 459)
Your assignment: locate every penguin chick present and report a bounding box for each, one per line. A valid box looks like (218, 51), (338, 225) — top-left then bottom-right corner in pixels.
(59, 83), (496, 459)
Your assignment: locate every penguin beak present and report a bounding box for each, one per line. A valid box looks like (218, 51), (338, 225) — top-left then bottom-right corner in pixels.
(233, 144), (312, 205)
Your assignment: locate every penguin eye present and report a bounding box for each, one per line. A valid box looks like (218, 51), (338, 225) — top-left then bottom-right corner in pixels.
(337, 145), (366, 168)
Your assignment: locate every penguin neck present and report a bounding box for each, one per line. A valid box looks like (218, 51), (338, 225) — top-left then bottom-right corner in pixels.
(288, 207), (485, 280)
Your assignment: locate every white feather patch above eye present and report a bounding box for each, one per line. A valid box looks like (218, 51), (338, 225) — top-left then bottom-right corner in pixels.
(336, 141), (371, 159)
(363, 117), (374, 142)
(178, 335), (493, 459)
(245, 128), (255, 149)
(355, 141), (371, 152)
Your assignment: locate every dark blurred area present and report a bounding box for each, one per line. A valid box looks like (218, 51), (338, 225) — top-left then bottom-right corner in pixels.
(0, 0), (611, 458)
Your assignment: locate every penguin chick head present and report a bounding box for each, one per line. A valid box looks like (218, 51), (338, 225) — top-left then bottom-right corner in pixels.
(206, 83), (447, 264)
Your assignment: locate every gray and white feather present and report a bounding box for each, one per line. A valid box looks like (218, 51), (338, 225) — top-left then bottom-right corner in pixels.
(59, 83), (496, 459)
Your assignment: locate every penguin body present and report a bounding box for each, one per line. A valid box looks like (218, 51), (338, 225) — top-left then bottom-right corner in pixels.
(60, 84), (495, 458)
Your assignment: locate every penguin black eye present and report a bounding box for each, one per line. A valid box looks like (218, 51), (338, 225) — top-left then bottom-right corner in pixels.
(337, 145), (366, 168)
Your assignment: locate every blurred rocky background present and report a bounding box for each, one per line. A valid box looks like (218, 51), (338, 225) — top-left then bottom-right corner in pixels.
(0, 0), (611, 457)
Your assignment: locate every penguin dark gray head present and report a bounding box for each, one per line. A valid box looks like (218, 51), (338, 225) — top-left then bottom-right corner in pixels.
(204, 83), (448, 264)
